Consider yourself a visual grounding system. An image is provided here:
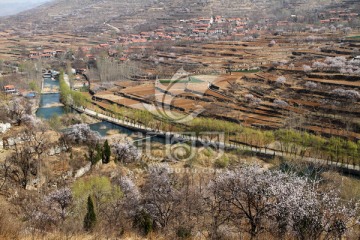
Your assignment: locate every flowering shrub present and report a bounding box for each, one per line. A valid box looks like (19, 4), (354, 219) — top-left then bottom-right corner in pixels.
(275, 76), (286, 86)
(331, 88), (360, 100)
(112, 142), (141, 163)
(274, 99), (289, 107)
(304, 81), (317, 89)
(312, 56), (360, 74)
(244, 94), (262, 105)
(62, 124), (101, 144)
(303, 65), (312, 73)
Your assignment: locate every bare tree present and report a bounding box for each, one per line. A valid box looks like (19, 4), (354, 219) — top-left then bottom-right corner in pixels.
(141, 165), (182, 230)
(205, 165), (358, 239)
(7, 144), (38, 189)
(6, 98), (31, 125)
(44, 187), (73, 221)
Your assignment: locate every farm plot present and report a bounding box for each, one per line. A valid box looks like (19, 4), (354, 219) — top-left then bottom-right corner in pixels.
(304, 77), (360, 88)
(94, 91), (142, 107)
(120, 84), (156, 99)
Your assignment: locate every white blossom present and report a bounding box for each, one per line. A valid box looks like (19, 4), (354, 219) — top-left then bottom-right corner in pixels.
(45, 187), (73, 220)
(275, 76), (286, 86)
(63, 124), (101, 144)
(331, 88), (360, 100)
(112, 142), (140, 163)
(206, 165), (358, 238)
(303, 65), (312, 73)
(21, 114), (42, 127)
(274, 99), (289, 107)
(304, 81), (317, 89)
(244, 94), (262, 105)
(118, 176), (140, 200)
(269, 40), (276, 47)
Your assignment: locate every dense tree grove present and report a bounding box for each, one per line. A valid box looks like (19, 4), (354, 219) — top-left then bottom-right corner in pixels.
(18, 164), (359, 239)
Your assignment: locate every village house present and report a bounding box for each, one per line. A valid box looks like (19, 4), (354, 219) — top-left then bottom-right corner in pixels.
(29, 51), (39, 57)
(43, 49), (56, 56)
(55, 50), (65, 58)
(108, 49), (119, 57)
(198, 17), (213, 25)
(99, 43), (110, 48)
(30, 55), (40, 60)
(3, 85), (17, 94)
(320, 19), (331, 24)
(41, 53), (52, 59)
(330, 18), (341, 23)
(86, 54), (96, 60)
(214, 16), (225, 23)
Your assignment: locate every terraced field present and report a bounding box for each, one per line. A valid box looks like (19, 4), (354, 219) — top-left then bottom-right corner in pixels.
(89, 33), (360, 140)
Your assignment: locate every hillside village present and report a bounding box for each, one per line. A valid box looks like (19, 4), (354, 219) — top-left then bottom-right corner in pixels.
(0, 0), (360, 239)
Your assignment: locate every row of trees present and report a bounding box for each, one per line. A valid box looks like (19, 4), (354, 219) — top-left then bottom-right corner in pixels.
(25, 165), (359, 239)
(189, 117), (242, 138)
(234, 128), (360, 166)
(105, 103), (180, 133)
(76, 95), (360, 167)
(312, 56), (360, 74)
(59, 71), (90, 108)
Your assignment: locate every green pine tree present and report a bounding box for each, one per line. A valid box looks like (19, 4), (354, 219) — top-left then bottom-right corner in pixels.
(86, 145), (101, 166)
(84, 195), (96, 231)
(102, 140), (111, 164)
(95, 143), (102, 163)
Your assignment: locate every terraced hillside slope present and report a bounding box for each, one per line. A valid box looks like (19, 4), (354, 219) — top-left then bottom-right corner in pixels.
(1, 0), (359, 35)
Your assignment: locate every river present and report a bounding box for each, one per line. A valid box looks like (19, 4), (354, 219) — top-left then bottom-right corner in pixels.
(36, 77), (164, 142)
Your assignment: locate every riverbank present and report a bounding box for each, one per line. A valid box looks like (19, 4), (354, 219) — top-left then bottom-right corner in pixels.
(71, 105), (360, 175)
(57, 71), (360, 175)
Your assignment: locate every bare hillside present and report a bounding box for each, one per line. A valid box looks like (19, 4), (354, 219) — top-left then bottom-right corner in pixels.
(1, 0), (359, 35)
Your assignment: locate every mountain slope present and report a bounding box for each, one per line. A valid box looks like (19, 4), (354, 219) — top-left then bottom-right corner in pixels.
(2, 0), (359, 35)
(0, 0), (51, 16)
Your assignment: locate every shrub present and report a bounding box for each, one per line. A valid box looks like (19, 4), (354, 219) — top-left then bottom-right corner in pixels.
(214, 155), (230, 168)
(112, 142), (141, 163)
(269, 40), (276, 47)
(62, 124), (101, 145)
(274, 99), (289, 108)
(176, 226), (192, 239)
(303, 65), (312, 73)
(134, 210), (153, 236)
(304, 81), (317, 89)
(275, 76), (286, 86)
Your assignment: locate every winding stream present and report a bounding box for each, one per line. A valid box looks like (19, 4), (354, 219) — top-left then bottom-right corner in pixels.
(36, 78), (68, 119)
(36, 77), (163, 142)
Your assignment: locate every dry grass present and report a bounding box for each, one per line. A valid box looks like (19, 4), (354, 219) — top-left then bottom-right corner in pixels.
(0, 200), (22, 240)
